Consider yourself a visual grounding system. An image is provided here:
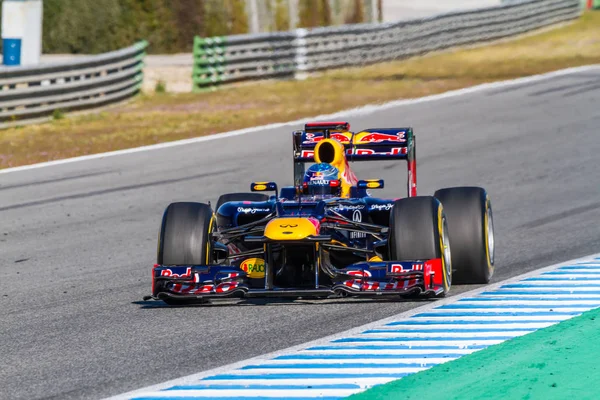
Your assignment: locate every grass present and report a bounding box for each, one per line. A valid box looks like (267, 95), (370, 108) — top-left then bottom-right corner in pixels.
(1, 12), (600, 170)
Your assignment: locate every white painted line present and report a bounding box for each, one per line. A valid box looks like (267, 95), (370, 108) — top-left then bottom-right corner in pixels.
(408, 315), (572, 321)
(225, 367), (430, 374)
(427, 307), (594, 312)
(455, 300), (600, 305)
(265, 357), (459, 365)
(478, 293), (600, 298)
(327, 339), (508, 346)
(300, 348), (479, 355)
(377, 322), (555, 329)
(3, 64), (599, 176)
(498, 286), (600, 291)
(104, 252), (600, 400)
(360, 331), (532, 338)
(194, 377), (396, 387)
(132, 389), (359, 398)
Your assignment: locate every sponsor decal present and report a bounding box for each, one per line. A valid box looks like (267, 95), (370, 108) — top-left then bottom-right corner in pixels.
(330, 204), (365, 211)
(298, 147), (407, 160)
(356, 131), (407, 143)
(279, 223), (298, 228)
(351, 209), (366, 239)
(240, 258), (266, 279)
(303, 132), (351, 144)
(353, 147), (407, 156)
(300, 150), (314, 158)
(253, 184), (267, 191)
(237, 207), (271, 214)
(160, 267), (192, 279)
(370, 203), (393, 211)
(390, 263), (423, 273)
(309, 179), (330, 185)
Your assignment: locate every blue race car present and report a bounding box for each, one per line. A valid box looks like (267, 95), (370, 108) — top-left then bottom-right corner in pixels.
(146, 121), (495, 305)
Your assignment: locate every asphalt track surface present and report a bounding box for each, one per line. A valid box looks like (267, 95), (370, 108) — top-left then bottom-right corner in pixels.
(1, 68), (599, 400)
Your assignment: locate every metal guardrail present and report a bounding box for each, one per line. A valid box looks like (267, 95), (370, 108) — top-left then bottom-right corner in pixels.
(0, 41), (147, 129)
(192, 0), (581, 91)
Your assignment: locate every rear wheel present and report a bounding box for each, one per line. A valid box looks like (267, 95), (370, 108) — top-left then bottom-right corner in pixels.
(215, 193), (269, 212)
(157, 202), (214, 305)
(388, 196), (451, 295)
(434, 187), (494, 284)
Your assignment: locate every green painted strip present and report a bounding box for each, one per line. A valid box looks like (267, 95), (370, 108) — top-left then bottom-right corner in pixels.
(135, 40), (149, 50)
(349, 306), (600, 400)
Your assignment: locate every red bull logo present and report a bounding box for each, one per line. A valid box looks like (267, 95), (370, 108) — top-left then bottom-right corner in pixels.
(355, 131), (406, 144)
(303, 132), (352, 144)
(160, 267), (192, 278)
(390, 263), (423, 273)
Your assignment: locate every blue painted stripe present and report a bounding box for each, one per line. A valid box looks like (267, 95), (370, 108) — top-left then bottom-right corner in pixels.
(481, 290), (600, 295)
(559, 265), (600, 269)
(275, 353), (463, 360)
(544, 271), (600, 275)
(437, 304), (593, 309)
(459, 297), (600, 301)
(307, 344), (489, 350)
(164, 383), (361, 390)
(364, 328), (536, 333)
(332, 336), (514, 343)
(201, 373), (411, 380)
(524, 277), (600, 281)
(134, 397), (343, 400)
(241, 362), (436, 369)
(386, 319), (560, 326)
(502, 283), (600, 288)
(414, 311), (581, 317)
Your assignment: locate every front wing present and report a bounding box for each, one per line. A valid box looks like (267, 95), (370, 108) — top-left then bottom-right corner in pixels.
(147, 259), (445, 302)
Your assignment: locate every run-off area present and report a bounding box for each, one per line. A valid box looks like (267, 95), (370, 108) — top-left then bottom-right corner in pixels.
(111, 255), (600, 400)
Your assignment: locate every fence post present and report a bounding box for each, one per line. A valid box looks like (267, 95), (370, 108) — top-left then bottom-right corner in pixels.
(294, 28), (308, 80)
(247, 0), (260, 33)
(288, 0), (299, 30)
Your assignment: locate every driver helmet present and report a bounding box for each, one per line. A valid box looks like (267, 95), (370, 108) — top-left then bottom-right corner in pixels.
(303, 163), (341, 196)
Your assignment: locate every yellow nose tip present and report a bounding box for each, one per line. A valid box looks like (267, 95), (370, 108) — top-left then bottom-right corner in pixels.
(264, 218), (319, 240)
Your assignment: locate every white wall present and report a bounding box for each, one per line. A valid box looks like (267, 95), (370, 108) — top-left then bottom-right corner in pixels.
(382, 0), (502, 21)
(1, 0), (43, 66)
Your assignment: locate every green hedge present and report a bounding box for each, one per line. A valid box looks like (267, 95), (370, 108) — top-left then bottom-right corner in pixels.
(0, 0), (367, 55)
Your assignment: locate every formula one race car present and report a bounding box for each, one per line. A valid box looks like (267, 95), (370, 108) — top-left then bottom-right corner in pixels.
(145, 122), (495, 305)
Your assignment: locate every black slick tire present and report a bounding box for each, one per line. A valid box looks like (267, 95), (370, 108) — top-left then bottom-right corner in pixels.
(388, 196), (451, 294)
(158, 202), (214, 266)
(434, 187), (494, 284)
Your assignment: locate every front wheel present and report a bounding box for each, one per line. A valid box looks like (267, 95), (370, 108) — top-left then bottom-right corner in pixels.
(388, 196), (452, 295)
(434, 187), (494, 284)
(156, 202), (214, 305)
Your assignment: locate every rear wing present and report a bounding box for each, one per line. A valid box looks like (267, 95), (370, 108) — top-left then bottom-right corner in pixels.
(292, 121), (417, 197)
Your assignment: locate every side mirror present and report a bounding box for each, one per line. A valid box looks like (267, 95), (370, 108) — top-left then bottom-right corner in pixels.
(357, 179), (384, 189)
(251, 181), (278, 201)
(251, 181), (278, 192)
